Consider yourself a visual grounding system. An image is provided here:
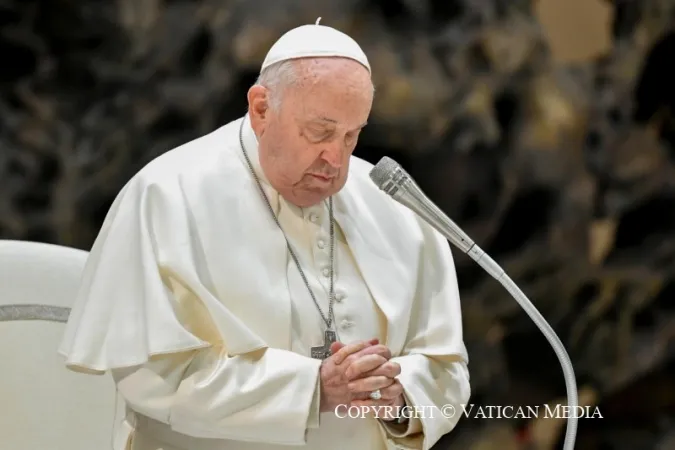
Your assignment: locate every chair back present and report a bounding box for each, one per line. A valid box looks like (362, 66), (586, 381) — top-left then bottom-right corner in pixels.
(0, 240), (121, 450)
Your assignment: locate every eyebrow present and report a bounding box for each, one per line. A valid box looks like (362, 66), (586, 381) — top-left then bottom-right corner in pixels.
(312, 116), (368, 129)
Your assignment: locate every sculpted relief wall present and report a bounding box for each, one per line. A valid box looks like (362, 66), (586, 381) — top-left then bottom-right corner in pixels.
(0, 0), (673, 448)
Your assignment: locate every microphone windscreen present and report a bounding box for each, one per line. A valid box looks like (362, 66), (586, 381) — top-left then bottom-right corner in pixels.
(369, 157), (399, 188)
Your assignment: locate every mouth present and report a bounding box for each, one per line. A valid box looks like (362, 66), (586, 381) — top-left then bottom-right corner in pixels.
(309, 174), (334, 182)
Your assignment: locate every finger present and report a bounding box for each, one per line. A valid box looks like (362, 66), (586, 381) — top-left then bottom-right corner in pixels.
(352, 391), (373, 401)
(332, 340), (377, 365)
(348, 375), (394, 393)
(330, 342), (345, 355)
(378, 380), (404, 400)
(359, 344), (391, 360)
(330, 338), (379, 357)
(360, 361), (401, 379)
(344, 344), (391, 368)
(351, 380), (403, 401)
(345, 355), (388, 380)
(350, 399), (397, 412)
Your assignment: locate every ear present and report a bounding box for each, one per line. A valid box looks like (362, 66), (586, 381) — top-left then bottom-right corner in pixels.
(247, 85), (270, 134)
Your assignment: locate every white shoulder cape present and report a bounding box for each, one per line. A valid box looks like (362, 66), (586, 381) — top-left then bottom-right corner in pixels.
(58, 116), (468, 374)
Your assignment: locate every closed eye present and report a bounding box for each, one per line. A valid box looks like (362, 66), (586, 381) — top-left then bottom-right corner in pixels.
(306, 125), (335, 140)
(309, 130), (332, 142)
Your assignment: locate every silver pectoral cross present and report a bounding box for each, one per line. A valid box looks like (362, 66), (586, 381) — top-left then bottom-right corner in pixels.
(311, 330), (337, 359)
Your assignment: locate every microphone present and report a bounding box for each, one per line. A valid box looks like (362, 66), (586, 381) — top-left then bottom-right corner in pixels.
(370, 156), (578, 450)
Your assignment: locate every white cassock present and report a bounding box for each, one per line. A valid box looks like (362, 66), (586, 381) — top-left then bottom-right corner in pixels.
(58, 114), (471, 450)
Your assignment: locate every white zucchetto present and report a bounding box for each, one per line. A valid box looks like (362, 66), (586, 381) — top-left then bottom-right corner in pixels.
(260, 18), (371, 73)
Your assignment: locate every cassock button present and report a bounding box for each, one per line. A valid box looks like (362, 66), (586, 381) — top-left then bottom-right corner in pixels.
(309, 213), (319, 223)
(317, 239), (325, 249)
(340, 320), (353, 330)
(335, 292), (345, 302)
(322, 267), (330, 277)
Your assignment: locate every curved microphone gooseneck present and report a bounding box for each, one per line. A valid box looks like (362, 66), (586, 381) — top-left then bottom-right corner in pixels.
(369, 157), (578, 450)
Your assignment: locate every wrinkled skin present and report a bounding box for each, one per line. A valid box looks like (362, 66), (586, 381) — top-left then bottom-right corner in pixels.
(247, 57), (373, 207)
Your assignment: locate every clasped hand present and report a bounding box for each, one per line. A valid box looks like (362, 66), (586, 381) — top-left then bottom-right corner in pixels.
(319, 338), (404, 413)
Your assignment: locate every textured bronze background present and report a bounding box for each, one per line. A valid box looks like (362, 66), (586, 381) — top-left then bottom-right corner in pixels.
(0, 0), (673, 448)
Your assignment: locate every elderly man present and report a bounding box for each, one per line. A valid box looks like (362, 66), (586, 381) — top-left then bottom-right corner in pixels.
(59, 20), (470, 450)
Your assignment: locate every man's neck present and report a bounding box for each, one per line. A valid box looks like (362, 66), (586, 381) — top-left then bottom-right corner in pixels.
(279, 193), (330, 210)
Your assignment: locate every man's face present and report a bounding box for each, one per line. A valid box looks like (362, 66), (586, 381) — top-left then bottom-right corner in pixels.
(248, 58), (373, 207)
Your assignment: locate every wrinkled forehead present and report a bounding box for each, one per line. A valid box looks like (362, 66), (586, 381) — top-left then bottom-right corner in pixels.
(285, 59), (373, 124)
(292, 58), (372, 92)
(292, 92), (371, 131)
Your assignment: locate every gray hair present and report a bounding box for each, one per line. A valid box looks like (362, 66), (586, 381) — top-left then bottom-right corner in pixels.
(254, 60), (299, 111)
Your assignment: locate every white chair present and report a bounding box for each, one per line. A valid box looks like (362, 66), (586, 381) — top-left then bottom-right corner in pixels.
(0, 239), (122, 450)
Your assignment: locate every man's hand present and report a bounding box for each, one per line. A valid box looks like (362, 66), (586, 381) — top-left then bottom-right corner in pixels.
(318, 339), (391, 412)
(332, 341), (405, 410)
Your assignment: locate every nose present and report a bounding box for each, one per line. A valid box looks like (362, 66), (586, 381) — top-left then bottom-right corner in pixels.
(320, 141), (344, 169)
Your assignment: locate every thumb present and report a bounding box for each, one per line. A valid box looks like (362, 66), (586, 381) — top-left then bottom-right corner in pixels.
(330, 342), (346, 354)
